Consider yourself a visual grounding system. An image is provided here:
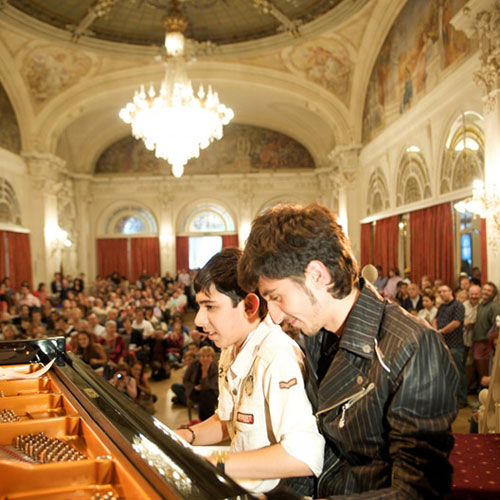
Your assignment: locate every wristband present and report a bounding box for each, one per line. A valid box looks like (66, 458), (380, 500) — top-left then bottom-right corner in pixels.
(186, 426), (196, 444)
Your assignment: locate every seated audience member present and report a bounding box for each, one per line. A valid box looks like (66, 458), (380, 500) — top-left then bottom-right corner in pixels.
(149, 330), (170, 381)
(33, 283), (49, 305)
(401, 283), (423, 312)
(175, 248), (324, 494)
(87, 312), (105, 338)
(1, 324), (18, 341)
(110, 362), (137, 400)
(188, 328), (212, 350)
(18, 282), (41, 309)
(74, 331), (107, 370)
(181, 346), (218, 421)
(130, 361), (157, 413)
(99, 320), (126, 378)
(144, 307), (161, 330)
(165, 323), (185, 365)
(418, 293), (438, 326)
(132, 309), (154, 341)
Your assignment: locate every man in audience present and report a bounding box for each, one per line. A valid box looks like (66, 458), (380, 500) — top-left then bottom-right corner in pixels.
(87, 312), (105, 338)
(131, 308), (154, 340)
(434, 285), (467, 408)
(175, 248), (324, 494)
(372, 265), (387, 292)
(18, 282), (41, 309)
(238, 202), (459, 499)
(471, 282), (500, 388)
(401, 282), (423, 312)
(463, 284), (481, 392)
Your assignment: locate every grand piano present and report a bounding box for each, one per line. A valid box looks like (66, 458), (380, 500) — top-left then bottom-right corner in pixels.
(0, 337), (253, 499)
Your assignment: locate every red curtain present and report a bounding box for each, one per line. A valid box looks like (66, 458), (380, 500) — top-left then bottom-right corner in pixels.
(360, 223), (373, 268)
(7, 232), (33, 290)
(409, 203), (454, 287)
(0, 231), (5, 280)
(480, 218), (488, 283)
(176, 236), (189, 272)
(130, 237), (160, 282)
(373, 216), (399, 277)
(97, 238), (128, 279)
(222, 234), (239, 249)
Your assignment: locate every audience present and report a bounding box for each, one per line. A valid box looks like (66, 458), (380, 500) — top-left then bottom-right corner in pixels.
(2, 266), (499, 429)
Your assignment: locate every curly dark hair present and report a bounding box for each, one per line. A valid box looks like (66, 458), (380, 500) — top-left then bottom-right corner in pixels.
(194, 247), (267, 320)
(238, 202), (359, 299)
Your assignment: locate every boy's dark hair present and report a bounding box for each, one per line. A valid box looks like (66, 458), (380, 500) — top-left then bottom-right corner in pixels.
(238, 202), (359, 299)
(195, 247), (267, 320)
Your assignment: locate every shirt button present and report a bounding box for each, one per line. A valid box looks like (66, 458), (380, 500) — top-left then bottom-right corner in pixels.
(362, 344), (371, 354)
(356, 375), (363, 385)
(232, 389), (237, 395)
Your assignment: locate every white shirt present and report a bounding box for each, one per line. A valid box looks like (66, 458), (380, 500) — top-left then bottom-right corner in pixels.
(418, 306), (437, 326)
(93, 324), (106, 338)
(217, 316), (324, 493)
(463, 300), (478, 347)
(131, 319), (154, 338)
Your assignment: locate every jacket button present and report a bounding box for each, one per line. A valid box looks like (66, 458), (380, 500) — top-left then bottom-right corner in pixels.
(356, 375), (363, 385)
(362, 344), (371, 353)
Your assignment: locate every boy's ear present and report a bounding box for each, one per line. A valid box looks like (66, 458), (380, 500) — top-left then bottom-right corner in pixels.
(243, 293), (260, 320)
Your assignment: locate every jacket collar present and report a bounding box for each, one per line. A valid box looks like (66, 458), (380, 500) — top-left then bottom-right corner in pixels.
(338, 279), (386, 360)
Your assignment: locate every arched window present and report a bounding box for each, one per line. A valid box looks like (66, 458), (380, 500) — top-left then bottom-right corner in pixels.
(396, 147), (431, 207)
(0, 178), (21, 225)
(179, 203), (236, 269)
(367, 168), (390, 215)
(105, 206), (157, 235)
(441, 112), (484, 194)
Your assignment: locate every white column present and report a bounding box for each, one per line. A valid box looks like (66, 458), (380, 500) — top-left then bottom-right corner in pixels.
(73, 177), (93, 279)
(23, 153), (66, 284)
(159, 182), (176, 274)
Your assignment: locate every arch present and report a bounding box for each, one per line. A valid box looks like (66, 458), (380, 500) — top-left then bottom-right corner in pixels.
(98, 203), (158, 236)
(366, 167), (390, 215)
(178, 200), (236, 235)
(258, 195), (306, 215)
(440, 111), (484, 194)
(396, 148), (432, 207)
(0, 178), (22, 225)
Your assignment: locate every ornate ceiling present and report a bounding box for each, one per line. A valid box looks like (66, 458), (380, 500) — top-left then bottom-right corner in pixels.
(7, 0), (361, 47)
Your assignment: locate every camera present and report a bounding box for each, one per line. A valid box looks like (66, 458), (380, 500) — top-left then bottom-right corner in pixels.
(116, 373), (124, 380)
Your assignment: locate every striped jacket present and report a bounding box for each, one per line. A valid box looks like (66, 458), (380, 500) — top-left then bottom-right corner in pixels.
(304, 280), (459, 499)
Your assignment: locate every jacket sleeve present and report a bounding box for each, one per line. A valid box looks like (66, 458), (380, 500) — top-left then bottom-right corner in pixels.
(183, 362), (198, 401)
(199, 362), (219, 393)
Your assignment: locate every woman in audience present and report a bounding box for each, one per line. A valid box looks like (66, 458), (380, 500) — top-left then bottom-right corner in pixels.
(1, 323), (18, 341)
(165, 322), (184, 366)
(74, 330), (107, 370)
(418, 293), (438, 326)
(130, 361), (157, 413)
(179, 346), (218, 421)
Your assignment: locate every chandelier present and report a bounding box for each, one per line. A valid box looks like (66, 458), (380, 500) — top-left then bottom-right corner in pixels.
(454, 179), (500, 231)
(119, 1), (234, 178)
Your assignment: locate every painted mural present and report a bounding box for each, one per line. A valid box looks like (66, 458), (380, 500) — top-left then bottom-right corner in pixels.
(0, 82), (21, 154)
(362, 0), (476, 142)
(95, 124), (315, 175)
(284, 38), (353, 106)
(21, 46), (91, 103)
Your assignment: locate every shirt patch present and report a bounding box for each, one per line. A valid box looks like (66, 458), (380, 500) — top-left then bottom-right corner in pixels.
(279, 378), (297, 389)
(236, 412), (254, 424)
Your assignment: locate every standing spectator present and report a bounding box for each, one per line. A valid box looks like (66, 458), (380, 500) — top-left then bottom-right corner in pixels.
(434, 285), (467, 407)
(471, 282), (500, 387)
(401, 283), (423, 311)
(463, 284), (481, 392)
(382, 267), (401, 299)
(418, 293), (438, 326)
(372, 265), (387, 292)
